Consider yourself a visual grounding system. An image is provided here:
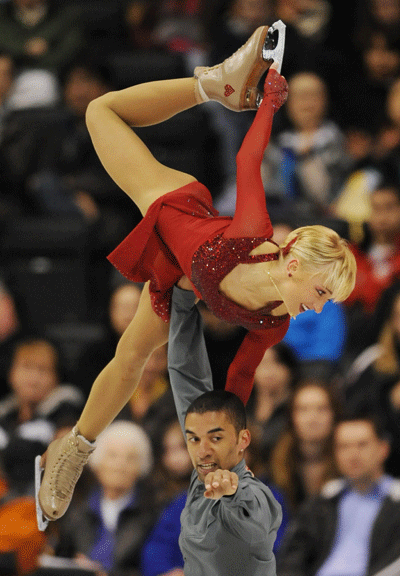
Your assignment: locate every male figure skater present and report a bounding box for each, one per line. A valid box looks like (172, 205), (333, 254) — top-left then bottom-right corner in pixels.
(167, 284), (282, 575)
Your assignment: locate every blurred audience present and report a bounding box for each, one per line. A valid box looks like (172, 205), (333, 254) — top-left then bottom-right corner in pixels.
(344, 181), (400, 353)
(343, 287), (400, 476)
(0, 433), (48, 575)
(0, 0), (83, 74)
(56, 420), (156, 576)
(140, 416), (192, 576)
(0, 52), (14, 139)
(270, 379), (341, 512)
(247, 343), (299, 464)
(150, 416), (192, 509)
(261, 70), (350, 219)
(74, 282), (142, 398)
(276, 414), (400, 576)
(337, 0), (400, 132)
(0, 337), (84, 435)
(140, 489), (186, 576)
(27, 58), (135, 236)
(0, 279), (30, 399)
(0, 0), (85, 110)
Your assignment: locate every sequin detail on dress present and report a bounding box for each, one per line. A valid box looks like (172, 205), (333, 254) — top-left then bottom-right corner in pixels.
(191, 234), (289, 331)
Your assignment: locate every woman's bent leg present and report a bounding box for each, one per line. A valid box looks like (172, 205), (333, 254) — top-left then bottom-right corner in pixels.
(86, 78), (200, 216)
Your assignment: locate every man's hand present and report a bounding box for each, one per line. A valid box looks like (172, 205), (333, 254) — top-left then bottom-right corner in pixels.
(204, 469), (238, 499)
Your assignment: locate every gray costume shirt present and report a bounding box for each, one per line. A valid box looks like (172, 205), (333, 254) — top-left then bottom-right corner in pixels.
(168, 286), (282, 576)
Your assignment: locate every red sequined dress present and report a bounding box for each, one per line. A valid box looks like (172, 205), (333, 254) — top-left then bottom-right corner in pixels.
(108, 70), (290, 405)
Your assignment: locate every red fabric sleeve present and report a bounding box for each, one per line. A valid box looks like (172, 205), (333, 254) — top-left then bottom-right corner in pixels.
(223, 69), (287, 240)
(225, 320), (290, 406)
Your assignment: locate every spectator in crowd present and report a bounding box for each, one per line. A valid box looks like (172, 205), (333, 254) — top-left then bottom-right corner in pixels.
(336, 0), (400, 133)
(247, 342), (299, 464)
(0, 52), (14, 139)
(0, 51), (23, 219)
(276, 413), (400, 576)
(27, 58), (136, 241)
(0, 434), (48, 575)
(119, 343), (172, 436)
(344, 181), (400, 353)
(56, 420), (157, 576)
(0, 0), (85, 111)
(374, 76), (400, 161)
(149, 416), (192, 509)
(342, 287), (400, 476)
(261, 70), (350, 219)
(150, 0), (215, 69)
(0, 279), (30, 400)
(270, 379), (341, 512)
(0, 0), (83, 75)
(74, 282), (142, 398)
(141, 416), (192, 576)
(244, 421), (291, 552)
(0, 337), (84, 435)
(141, 489), (186, 576)
(212, 0), (310, 216)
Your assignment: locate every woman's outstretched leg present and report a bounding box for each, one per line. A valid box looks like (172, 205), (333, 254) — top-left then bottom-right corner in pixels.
(37, 283), (169, 524)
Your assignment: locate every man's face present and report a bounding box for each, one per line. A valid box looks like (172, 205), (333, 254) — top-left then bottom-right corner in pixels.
(369, 187), (400, 239)
(64, 68), (108, 118)
(9, 343), (58, 404)
(334, 420), (389, 485)
(185, 411), (250, 483)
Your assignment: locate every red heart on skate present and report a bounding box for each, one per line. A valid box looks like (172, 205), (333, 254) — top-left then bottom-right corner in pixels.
(224, 84), (235, 97)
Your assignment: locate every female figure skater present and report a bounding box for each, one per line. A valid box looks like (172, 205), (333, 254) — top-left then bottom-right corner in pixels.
(36, 22), (356, 529)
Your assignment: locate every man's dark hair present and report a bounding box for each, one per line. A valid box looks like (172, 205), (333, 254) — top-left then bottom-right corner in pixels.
(185, 390), (247, 434)
(335, 411), (390, 442)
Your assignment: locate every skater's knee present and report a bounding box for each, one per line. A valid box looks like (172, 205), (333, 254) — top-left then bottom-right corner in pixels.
(114, 342), (150, 381)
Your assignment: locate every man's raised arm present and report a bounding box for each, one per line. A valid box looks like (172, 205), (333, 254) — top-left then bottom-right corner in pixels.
(168, 286), (213, 432)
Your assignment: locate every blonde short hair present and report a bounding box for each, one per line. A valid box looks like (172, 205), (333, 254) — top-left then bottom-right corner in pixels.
(280, 225), (356, 303)
(89, 420), (153, 478)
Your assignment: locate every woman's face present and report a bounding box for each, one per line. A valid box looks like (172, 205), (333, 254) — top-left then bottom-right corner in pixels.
(286, 73), (327, 131)
(254, 348), (292, 402)
(283, 262), (333, 318)
(292, 385), (334, 443)
(95, 438), (142, 495)
(109, 284), (141, 335)
(162, 422), (192, 478)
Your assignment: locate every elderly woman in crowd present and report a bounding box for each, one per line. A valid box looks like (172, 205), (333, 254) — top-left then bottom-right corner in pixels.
(55, 420), (157, 576)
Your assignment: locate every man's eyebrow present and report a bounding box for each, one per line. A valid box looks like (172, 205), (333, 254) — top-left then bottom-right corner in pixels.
(185, 427), (225, 435)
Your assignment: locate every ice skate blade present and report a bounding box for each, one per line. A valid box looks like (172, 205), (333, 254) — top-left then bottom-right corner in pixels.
(263, 20), (286, 74)
(35, 455), (49, 531)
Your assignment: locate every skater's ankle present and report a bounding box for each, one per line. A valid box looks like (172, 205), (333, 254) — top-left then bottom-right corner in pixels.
(194, 76), (210, 104)
(74, 425), (96, 446)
